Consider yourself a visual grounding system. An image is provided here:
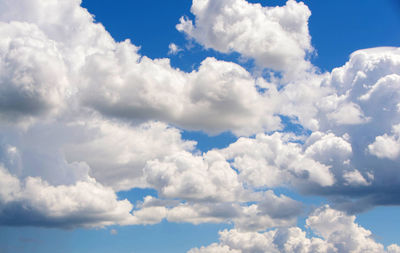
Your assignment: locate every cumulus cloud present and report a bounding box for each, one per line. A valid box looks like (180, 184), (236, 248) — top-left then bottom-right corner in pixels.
(368, 124), (400, 160)
(139, 190), (302, 231)
(81, 51), (281, 136)
(189, 205), (399, 253)
(0, 22), (69, 124)
(0, 166), (136, 228)
(0, 0), (286, 229)
(271, 46), (400, 212)
(0, 0), (282, 136)
(0, 1), (399, 247)
(64, 120), (196, 191)
(221, 132), (336, 190)
(177, 0), (314, 76)
(144, 150), (245, 202)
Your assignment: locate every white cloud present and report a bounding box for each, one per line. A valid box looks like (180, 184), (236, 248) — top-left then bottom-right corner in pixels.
(388, 245), (400, 253)
(168, 43), (182, 55)
(0, 0), (283, 136)
(0, 0), (399, 241)
(64, 119), (196, 191)
(0, 166), (136, 228)
(189, 205), (398, 253)
(306, 205), (386, 253)
(164, 195), (301, 231)
(278, 47), (400, 133)
(343, 170), (371, 186)
(222, 132), (336, 189)
(128, 190), (301, 232)
(272, 46), (400, 211)
(144, 150), (246, 202)
(368, 124), (400, 160)
(177, 0), (313, 77)
(81, 51), (281, 136)
(0, 22), (69, 124)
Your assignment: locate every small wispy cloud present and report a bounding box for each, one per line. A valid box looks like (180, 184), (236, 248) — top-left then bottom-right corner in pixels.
(168, 43), (182, 55)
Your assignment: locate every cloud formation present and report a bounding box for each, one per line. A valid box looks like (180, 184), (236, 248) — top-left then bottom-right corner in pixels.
(189, 206), (400, 253)
(0, 0), (399, 250)
(177, 0), (313, 76)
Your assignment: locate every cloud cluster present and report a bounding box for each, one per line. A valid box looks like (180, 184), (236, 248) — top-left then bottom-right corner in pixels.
(189, 206), (400, 253)
(221, 132), (338, 189)
(0, 0), (399, 250)
(136, 190), (301, 232)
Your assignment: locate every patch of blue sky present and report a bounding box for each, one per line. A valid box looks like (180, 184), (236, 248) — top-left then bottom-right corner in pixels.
(356, 206), (400, 247)
(117, 188), (158, 205)
(306, 0), (400, 72)
(278, 115), (312, 138)
(0, 222), (231, 253)
(181, 130), (237, 152)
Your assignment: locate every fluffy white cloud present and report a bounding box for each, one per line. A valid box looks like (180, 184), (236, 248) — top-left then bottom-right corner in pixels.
(0, 0), (288, 229)
(368, 124), (400, 160)
(320, 47), (400, 132)
(221, 132), (336, 190)
(0, 115), (196, 191)
(64, 120), (196, 191)
(127, 189), (302, 232)
(177, 0), (313, 76)
(0, 22), (69, 124)
(0, 0), (115, 55)
(143, 147), (303, 231)
(306, 205), (386, 253)
(279, 47), (400, 132)
(0, 0), (399, 243)
(0, 0), (282, 136)
(164, 193), (301, 231)
(189, 205), (398, 253)
(144, 150), (245, 202)
(81, 50), (281, 135)
(0, 166), (136, 228)
(271, 46), (400, 211)
(189, 227), (336, 253)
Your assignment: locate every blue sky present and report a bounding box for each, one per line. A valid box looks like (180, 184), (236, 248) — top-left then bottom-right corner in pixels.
(1, 0), (400, 252)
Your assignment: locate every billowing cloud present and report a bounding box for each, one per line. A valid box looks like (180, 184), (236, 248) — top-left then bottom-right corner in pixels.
(189, 206), (399, 253)
(273, 46), (400, 212)
(177, 0), (313, 77)
(368, 124), (400, 160)
(0, 2), (399, 251)
(138, 190), (302, 231)
(64, 120), (196, 191)
(0, 166), (136, 228)
(222, 132), (337, 190)
(0, 22), (69, 124)
(81, 51), (281, 136)
(0, 0), (282, 136)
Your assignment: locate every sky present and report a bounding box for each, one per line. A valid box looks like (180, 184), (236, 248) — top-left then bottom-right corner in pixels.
(0, 0), (400, 252)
